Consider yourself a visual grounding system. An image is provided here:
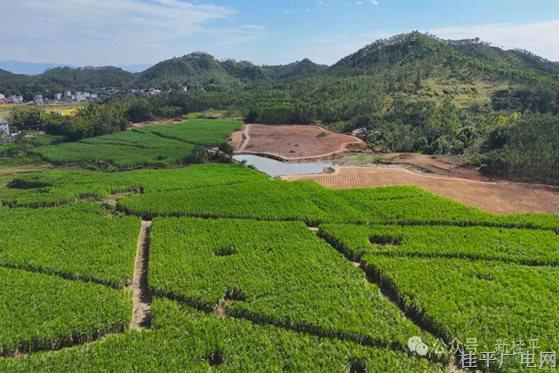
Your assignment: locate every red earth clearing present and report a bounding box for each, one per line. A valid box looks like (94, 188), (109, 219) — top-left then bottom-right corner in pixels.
(237, 124), (370, 161)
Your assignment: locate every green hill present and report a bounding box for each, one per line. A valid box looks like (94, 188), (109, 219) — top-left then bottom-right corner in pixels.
(135, 53), (243, 91)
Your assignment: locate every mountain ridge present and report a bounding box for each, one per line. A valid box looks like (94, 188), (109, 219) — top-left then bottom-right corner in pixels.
(1, 32), (558, 98)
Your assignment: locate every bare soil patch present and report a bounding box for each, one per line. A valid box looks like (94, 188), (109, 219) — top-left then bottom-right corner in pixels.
(238, 124), (370, 161)
(385, 153), (488, 181)
(228, 130), (245, 151)
(286, 166), (559, 215)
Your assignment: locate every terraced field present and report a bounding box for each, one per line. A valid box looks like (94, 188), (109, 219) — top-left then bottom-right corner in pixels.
(1, 119), (558, 371)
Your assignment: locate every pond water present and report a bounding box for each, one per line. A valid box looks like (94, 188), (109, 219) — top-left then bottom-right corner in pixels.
(233, 154), (333, 177)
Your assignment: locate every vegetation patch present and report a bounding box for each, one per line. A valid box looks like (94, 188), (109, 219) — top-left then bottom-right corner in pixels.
(0, 203), (138, 287)
(0, 266), (131, 357)
(30, 119), (241, 169)
(319, 223), (559, 266)
(0, 298), (441, 371)
(359, 256), (559, 362)
(147, 217), (428, 348)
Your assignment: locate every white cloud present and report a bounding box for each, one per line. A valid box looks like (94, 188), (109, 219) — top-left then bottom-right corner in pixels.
(427, 20), (559, 61)
(0, 0), (265, 65)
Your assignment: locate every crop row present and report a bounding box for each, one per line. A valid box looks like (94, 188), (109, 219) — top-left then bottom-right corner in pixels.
(0, 164), (265, 207)
(319, 223), (559, 266)
(118, 178), (559, 230)
(136, 118), (243, 146)
(148, 217), (428, 349)
(33, 133), (197, 169)
(31, 119), (242, 169)
(358, 255), (559, 364)
(0, 266), (131, 357)
(3, 162), (558, 229)
(0, 298), (442, 372)
(0, 203), (138, 287)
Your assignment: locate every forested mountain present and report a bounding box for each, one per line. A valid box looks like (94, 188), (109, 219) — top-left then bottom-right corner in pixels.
(0, 66), (134, 98)
(2, 33), (557, 99)
(2, 32), (558, 183)
(263, 59), (328, 80)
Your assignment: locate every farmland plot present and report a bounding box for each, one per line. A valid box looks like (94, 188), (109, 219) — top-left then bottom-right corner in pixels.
(0, 299), (442, 372)
(358, 256), (559, 360)
(0, 203), (138, 286)
(0, 164), (265, 207)
(138, 119), (243, 146)
(148, 218), (429, 349)
(34, 132), (197, 169)
(0, 266), (130, 357)
(319, 224), (559, 265)
(32, 119), (242, 169)
(118, 178), (559, 229)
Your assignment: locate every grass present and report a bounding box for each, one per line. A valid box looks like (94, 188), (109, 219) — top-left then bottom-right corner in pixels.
(0, 266), (131, 357)
(118, 177), (559, 229)
(360, 256), (559, 358)
(0, 203), (138, 287)
(0, 164), (265, 207)
(137, 118), (242, 146)
(319, 223), (559, 265)
(32, 119), (242, 169)
(148, 217), (428, 348)
(0, 298), (442, 372)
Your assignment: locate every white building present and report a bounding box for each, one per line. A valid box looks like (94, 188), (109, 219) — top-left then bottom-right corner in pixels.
(0, 93), (5, 100)
(34, 95), (44, 105)
(75, 92), (87, 102)
(54, 93), (63, 101)
(9, 95), (23, 104)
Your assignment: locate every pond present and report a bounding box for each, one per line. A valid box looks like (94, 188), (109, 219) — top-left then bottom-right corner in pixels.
(233, 154), (333, 177)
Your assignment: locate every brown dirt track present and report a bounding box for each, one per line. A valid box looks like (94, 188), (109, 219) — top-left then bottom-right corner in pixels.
(238, 124), (369, 160)
(286, 166), (559, 215)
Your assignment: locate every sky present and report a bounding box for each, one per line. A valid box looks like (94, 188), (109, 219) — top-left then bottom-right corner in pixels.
(2, 0), (559, 67)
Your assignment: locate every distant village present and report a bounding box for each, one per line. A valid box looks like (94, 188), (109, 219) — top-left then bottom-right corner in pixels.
(0, 86), (184, 106)
(0, 86), (189, 144)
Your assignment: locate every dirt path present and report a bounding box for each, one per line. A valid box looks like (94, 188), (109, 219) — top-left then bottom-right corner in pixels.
(238, 124), (370, 161)
(228, 130), (245, 151)
(129, 219), (152, 329)
(286, 166), (559, 215)
(0, 163), (53, 176)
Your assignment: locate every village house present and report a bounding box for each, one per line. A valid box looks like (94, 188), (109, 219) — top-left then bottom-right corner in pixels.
(9, 95), (23, 104)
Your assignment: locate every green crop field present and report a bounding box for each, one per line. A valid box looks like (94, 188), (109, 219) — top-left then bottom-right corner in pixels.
(31, 119), (242, 169)
(319, 223), (559, 265)
(137, 118), (243, 145)
(0, 266), (131, 357)
(360, 257), (559, 367)
(0, 203), (138, 286)
(148, 217), (428, 348)
(1, 118), (558, 371)
(0, 299), (442, 372)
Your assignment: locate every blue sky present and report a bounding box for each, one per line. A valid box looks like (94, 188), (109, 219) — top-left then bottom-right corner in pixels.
(2, 0), (559, 66)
